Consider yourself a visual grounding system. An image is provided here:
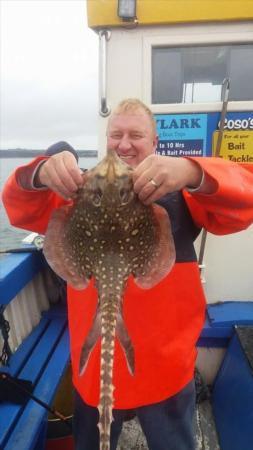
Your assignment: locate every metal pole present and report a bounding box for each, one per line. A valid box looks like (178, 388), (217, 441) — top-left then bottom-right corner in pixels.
(198, 78), (230, 271)
(215, 78), (230, 157)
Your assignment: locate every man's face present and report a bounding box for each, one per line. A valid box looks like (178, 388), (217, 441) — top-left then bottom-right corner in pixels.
(107, 111), (158, 168)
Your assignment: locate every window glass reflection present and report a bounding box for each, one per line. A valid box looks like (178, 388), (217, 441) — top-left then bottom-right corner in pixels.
(152, 44), (253, 104)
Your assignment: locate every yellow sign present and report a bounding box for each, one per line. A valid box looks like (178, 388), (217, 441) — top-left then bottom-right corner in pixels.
(212, 130), (253, 163)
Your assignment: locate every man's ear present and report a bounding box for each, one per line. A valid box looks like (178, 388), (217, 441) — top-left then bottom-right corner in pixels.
(153, 134), (159, 151)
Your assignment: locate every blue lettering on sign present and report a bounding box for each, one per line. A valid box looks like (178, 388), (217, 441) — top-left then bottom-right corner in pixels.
(156, 118), (201, 130)
(155, 114), (207, 155)
(155, 111), (253, 157)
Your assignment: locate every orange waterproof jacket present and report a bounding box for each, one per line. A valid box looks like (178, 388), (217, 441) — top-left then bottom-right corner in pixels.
(2, 157), (253, 408)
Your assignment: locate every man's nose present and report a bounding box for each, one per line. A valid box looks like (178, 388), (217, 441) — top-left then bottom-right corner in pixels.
(118, 136), (131, 151)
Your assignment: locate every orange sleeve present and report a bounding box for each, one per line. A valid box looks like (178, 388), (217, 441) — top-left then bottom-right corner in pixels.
(3, 156), (253, 237)
(2, 157), (69, 235)
(184, 157), (253, 235)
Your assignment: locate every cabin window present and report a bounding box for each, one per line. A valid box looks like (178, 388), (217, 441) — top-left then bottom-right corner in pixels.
(152, 44), (253, 104)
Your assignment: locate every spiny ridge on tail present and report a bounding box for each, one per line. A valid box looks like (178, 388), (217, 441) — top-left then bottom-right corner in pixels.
(98, 301), (117, 450)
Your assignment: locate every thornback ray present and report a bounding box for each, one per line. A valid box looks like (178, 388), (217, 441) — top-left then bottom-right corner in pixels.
(43, 148), (175, 450)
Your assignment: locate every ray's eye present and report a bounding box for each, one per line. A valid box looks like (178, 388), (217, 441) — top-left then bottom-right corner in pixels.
(119, 188), (131, 205)
(93, 188), (103, 206)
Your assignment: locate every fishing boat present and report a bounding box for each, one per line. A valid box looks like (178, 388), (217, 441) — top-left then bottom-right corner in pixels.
(1, 1), (253, 449)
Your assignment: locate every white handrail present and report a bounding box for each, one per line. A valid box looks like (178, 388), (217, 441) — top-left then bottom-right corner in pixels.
(99, 30), (111, 117)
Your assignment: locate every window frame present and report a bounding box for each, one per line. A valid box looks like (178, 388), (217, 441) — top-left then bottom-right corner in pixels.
(143, 29), (253, 113)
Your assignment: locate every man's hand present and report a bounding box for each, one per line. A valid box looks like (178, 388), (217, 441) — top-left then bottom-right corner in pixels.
(34, 151), (84, 200)
(132, 155), (215, 204)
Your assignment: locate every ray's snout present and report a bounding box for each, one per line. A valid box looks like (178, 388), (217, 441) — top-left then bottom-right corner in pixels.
(91, 149), (129, 186)
(106, 157), (117, 184)
(104, 149), (126, 184)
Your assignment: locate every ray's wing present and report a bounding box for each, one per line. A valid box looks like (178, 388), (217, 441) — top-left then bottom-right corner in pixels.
(134, 204), (176, 289)
(43, 205), (89, 290)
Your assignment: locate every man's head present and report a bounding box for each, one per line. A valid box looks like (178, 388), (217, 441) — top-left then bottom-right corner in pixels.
(106, 98), (158, 168)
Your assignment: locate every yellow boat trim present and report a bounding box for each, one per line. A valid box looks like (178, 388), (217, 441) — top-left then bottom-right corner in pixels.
(87, 0), (253, 29)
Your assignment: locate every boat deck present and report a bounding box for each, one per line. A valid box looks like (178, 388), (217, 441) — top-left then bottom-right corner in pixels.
(117, 399), (220, 449)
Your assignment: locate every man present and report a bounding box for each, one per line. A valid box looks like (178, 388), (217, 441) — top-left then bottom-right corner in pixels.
(3, 99), (253, 450)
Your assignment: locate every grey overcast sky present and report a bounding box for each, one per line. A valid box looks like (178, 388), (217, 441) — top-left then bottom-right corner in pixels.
(0, 0), (99, 150)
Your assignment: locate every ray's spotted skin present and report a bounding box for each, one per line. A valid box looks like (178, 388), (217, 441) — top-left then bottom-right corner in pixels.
(43, 149), (175, 450)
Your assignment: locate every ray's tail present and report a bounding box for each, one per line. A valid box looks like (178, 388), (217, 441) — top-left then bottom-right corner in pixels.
(98, 296), (118, 450)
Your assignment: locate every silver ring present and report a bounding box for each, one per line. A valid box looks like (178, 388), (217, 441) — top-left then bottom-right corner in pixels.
(149, 178), (159, 188)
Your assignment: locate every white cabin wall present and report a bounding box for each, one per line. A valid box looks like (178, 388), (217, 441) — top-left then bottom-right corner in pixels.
(99, 29), (144, 155)
(98, 21), (253, 303)
(99, 21), (253, 152)
(195, 226), (253, 303)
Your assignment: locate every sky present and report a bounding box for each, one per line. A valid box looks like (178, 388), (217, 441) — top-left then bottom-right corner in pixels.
(0, 0), (99, 150)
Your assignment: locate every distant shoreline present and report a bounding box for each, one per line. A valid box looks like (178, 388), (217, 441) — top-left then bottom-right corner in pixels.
(0, 149), (98, 158)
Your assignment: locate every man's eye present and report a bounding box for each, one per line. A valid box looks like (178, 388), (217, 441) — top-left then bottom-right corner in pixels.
(131, 134), (143, 139)
(110, 134), (122, 139)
